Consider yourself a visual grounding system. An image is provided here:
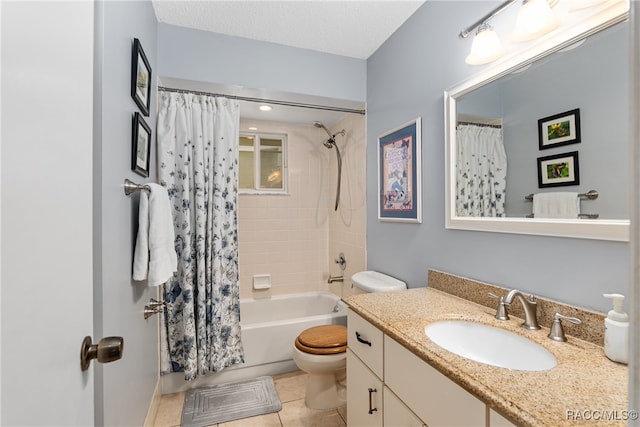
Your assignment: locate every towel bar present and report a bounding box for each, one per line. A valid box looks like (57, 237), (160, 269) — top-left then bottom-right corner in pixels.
(124, 178), (151, 196)
(525, 190), (598, 201)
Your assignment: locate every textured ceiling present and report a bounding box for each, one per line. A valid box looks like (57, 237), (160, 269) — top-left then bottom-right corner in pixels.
(151, 0), (425, 60)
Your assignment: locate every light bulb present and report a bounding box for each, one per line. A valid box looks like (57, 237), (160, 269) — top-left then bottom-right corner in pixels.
(512, 0), (559, 42)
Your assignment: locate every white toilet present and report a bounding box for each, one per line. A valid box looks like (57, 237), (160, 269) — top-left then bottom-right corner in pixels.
(292, 271), (407, 410)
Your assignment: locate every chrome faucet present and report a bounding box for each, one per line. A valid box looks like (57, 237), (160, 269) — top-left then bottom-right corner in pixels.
(548, 312), (582, 342)
(503, 289), (540, 330)
(328, 275), (344, 284)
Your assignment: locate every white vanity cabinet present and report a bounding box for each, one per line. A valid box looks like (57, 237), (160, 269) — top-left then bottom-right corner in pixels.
(346, 349), (383, 427)
(347, 310), (384, 426)
(348, 308), (510, 427)
(383, 386), (425, 427)
(347, 309), (384, 377)
(385, 335), (485, 426)
(490, 408), (517, 427)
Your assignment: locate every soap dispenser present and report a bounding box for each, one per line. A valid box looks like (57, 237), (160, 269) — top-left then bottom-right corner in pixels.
(603, 293), (629, 364)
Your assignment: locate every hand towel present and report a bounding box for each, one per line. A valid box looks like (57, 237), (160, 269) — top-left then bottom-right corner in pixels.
(532, 192), (580, 219)
(133, 183), (178, 286)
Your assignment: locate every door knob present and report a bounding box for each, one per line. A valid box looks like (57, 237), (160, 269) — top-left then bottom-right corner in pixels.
(80, 336), (124, 371)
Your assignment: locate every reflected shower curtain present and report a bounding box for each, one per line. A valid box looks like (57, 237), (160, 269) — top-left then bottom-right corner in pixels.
(456, 124), (507, 217)
(157, 91), (244, 380)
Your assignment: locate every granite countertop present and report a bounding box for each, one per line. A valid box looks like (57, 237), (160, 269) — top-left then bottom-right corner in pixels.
(344, 288), (629, 427)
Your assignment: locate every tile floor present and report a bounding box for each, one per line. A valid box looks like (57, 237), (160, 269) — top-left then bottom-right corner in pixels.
(153, 371), (347, 427)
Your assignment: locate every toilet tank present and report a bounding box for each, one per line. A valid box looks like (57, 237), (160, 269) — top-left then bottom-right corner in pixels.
(351, 271), (407, 293)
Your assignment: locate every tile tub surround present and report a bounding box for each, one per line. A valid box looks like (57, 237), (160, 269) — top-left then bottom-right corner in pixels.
(428, 269), (607, 346)
(343, 288), (628, 426)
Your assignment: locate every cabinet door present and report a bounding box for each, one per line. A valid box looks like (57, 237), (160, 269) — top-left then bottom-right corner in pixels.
(347, 349), (383, 427)
(384, 386), (426, 427)
(490, 408), (517, 426)
(385, 336), (486, 426)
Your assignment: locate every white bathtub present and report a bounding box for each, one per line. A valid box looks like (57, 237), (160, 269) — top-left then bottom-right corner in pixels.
(161, 291), (347, 393)
(240, 291), (347, 368)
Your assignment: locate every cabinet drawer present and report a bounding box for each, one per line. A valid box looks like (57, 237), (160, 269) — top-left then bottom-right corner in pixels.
(384, 336), (485, 426)
(347, 309), (384, 378)
(347, 349), (383, 427)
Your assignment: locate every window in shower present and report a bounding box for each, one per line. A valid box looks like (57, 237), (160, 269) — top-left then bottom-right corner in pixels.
(239, 132), (288, 193)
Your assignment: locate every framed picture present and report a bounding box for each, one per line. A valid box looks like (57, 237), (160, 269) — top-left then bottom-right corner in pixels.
(378, 117), (422, 223)
(538, 108), (581, 150)
(537, 151), (579, 188)
(132, 113), (151, 178)
(131, 38), (152, 116)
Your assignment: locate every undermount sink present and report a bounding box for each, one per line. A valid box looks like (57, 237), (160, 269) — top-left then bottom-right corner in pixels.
(425, 321), (556, 371)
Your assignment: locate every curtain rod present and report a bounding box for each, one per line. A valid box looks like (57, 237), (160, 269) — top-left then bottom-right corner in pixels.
(457, 121), (503, 129)
(158, 86), (366, 115)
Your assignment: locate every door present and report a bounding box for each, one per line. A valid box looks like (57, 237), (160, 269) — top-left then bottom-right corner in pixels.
(1, 1), (96, 424)
(346, 350), (383, 427)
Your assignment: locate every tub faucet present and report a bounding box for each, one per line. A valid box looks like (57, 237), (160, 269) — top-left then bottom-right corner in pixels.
(503, 289), (540, 330)
(328, 275), (344, 284)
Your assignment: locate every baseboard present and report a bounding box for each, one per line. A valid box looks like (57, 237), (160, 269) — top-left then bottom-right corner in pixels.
(143, 378), (162, 427)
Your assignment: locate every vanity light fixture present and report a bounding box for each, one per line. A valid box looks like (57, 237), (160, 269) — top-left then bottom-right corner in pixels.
(259, 105), (272, 112)
(458, 0), (517, 66)
(511, 0), (560, 42)
(458, 0), (517, 39)
(465, 23), (506, 65)
(567, 0), (609, 11)
(460, 0), (561, 65)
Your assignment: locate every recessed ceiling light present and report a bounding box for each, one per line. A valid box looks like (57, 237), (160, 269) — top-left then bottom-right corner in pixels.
(259, 105), (272, 112)
(248, 126), (258, 131)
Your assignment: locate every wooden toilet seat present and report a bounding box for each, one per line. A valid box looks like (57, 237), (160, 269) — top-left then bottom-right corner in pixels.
(295, 325), (347, 355)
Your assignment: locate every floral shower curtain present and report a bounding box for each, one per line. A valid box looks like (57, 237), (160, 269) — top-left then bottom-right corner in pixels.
(156, 91), (244, 381)
(456, 124), (507, 217)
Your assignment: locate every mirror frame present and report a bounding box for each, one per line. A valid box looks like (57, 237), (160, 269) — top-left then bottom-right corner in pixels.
(444, 0), (630, 241)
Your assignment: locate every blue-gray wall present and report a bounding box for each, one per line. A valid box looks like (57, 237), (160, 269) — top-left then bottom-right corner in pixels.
(366, 1), (629, 312)
(158, 23), (366, 102)
(94, 1), (159, 425)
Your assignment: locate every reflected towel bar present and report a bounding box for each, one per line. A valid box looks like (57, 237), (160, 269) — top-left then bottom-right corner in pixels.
(124, 178), (151, 196)
(525, 189), (598, 201)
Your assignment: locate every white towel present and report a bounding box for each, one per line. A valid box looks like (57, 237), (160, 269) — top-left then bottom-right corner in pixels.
(133, 183), (178, 286)
(532, 192), (580, 219)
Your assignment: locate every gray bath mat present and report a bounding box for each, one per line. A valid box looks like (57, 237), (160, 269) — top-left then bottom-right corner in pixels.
(182, 376), (282, 427)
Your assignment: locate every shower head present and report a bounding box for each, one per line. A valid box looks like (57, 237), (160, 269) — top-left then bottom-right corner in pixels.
(314, 121), (333, 138)
(314, 121), (345, 149)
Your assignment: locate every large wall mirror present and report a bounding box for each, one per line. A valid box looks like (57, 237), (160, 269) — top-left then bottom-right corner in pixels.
(445, 1), (630, 241)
